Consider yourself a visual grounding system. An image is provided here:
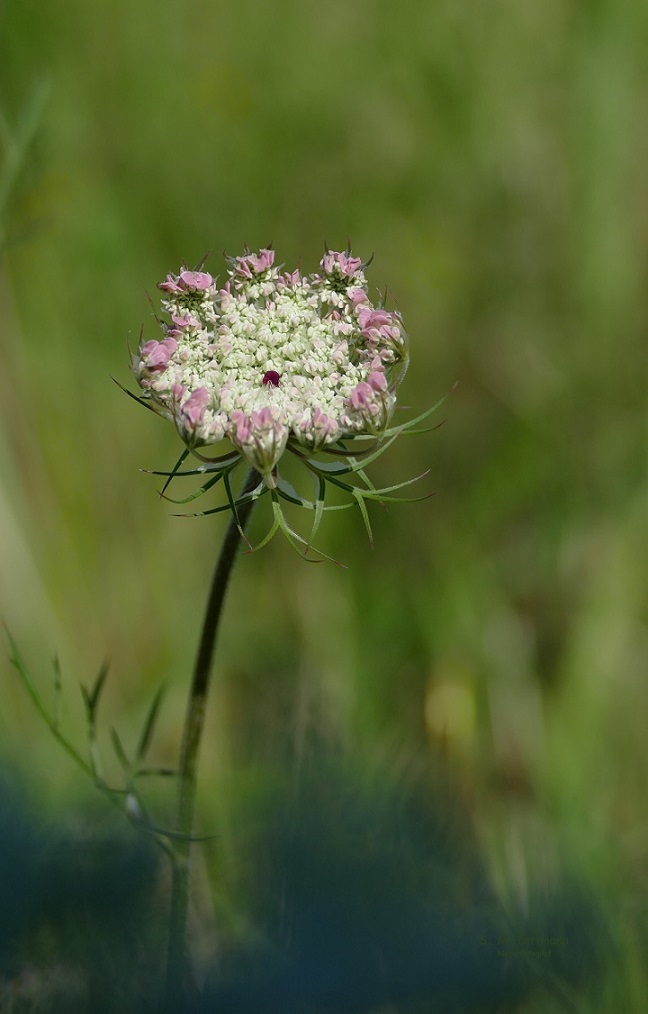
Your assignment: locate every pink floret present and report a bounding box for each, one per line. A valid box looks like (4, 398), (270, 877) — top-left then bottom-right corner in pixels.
(312, 407), (337, 436)
(181, 387), (210, 426)
(251, 248), (275, 273)
(158, 274), (183, 294)
(171, 313), (199, 330)
(349, 382), (374, 409)
(231, 409), (252, 443)
(179, 270), (213, 291)
(349, 287), (369, 306)
(368, 370), (388, 393)
(236, 248), (275, 278)
(320, 251), (363, 278)
(277, 269), (301, 288)
(358, 307), (392, 330)
(251, 407), (275, 430)
(140, 336), (177, 371)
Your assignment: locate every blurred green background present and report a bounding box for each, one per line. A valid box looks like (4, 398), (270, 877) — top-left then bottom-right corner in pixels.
(1, 0), (647, 1007)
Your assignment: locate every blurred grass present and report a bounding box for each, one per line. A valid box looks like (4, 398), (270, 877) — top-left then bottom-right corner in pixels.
(1, 0), (647, 1007)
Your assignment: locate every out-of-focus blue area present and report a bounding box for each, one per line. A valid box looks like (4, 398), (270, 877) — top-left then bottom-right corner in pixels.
(0, 762), (605, 1012)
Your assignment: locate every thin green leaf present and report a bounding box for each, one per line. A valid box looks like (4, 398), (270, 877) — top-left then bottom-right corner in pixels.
(382, 390), (450, 437)
(161, 469), (226, 504)
(80, 660), (109, 780)
(223, 469), (252, 547)
(142, 461), (229, 478)
(398, 419), (446, 437)
(352, 489), (374, 547)
(112, 377), (159, 414)
(304, 458), (352, 476)
(347, 461), (378, 493)
(158, 448), (189, 497)
(318, 473), (356, 499)
(364, 489), (437, 505)
(174, 500), (237, 519)
(275, 474), (313, 507)
(110, 727), (131, 773)
(189, 446), (243, 466)
(4, 630), (176, 853)
(306, 431), (401, 478)
(318, 438), (378, 458)
(342, 432), (402, 471)
(274, 477), (352, 513)
(345, 471), (434, 506)
(176, 498), (244, 519)
(136, 685), (166, 763)
(318, 464), (431, 507)
(82, 659), (110, 722)
(273, 502), (320, 562)
(177, 478), (268, 518)
(5, 627), (92, 777)
(272, 495), (343, 566)
(244, 504), (282, 553)
(7, 628), (50, 721)
(305, 471), (327, 554)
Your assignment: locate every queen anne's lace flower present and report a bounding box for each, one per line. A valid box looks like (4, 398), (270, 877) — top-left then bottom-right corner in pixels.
(128, 247), (436, 557)
(134, 247), (406, 477)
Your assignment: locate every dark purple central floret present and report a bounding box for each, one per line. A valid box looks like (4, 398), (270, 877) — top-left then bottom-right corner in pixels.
(262, 370), (281, 387)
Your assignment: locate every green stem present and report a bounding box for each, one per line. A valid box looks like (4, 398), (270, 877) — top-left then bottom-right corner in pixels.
(166, 467), (259, 1006)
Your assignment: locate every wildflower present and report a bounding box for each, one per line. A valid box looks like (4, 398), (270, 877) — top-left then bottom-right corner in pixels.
(127, 246), (439, 556)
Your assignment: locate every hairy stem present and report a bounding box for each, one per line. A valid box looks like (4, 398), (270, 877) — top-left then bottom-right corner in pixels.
(166, 467), (259, 1006)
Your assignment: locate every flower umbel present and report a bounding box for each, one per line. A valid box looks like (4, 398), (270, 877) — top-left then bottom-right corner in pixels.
(127, 246), (439, 556)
